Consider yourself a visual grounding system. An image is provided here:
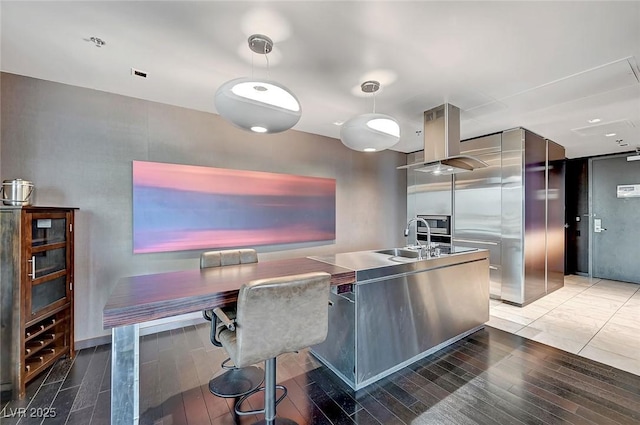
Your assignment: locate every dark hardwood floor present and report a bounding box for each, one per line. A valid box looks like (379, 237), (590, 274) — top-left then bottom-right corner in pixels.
(2, 324), (639, 424)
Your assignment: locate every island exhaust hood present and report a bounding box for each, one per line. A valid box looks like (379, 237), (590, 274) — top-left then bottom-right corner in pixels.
(398, 103), (487, 175)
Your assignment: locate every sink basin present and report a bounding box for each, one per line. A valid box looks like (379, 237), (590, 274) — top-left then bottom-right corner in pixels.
(375, 246), (459, 261)
(375, 248), (422, 259)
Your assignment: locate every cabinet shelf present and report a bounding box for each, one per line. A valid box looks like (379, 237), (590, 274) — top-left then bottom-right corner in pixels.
(25, 332), (64, 359)
(25, 316), (67, 342)
(25, 303), (70, 330)
(25, 346), (69, 382)
(31, 237), (66, 246)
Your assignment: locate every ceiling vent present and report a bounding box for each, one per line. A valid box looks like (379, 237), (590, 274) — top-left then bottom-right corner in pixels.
(571, 119), (635, 137)
(131, 68), (148, 78)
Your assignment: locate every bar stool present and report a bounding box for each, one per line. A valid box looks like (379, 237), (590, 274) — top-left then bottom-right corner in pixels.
(201, 249), (264, 398)
(216, 272), (331, 425)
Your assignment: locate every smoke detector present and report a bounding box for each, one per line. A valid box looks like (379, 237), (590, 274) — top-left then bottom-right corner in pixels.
(86, 36), (106, 47)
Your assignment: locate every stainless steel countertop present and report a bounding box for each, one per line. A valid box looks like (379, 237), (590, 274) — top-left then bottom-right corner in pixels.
(309, 246), (489, 283)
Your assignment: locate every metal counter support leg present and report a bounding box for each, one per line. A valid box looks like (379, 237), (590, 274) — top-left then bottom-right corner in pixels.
(111, 324), (139, 425)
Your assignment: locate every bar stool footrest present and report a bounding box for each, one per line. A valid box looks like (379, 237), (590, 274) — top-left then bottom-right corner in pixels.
(252, 418), (298, 425)
(221, 357), (235, 371)
(235, 385), (287, 416)
(208, 366), (264, 398)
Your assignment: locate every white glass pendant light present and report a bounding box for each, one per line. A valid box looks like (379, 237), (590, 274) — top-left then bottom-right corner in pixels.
(214, 34), (301, 133)
(340, 81), (400, 152)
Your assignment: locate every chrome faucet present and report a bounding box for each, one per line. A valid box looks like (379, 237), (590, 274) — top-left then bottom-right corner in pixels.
(404, 217), (431, 259)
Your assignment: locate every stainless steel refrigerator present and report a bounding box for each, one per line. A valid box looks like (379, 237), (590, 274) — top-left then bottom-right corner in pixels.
(454, 133), (503, 299)
(454, 128), (565, 305)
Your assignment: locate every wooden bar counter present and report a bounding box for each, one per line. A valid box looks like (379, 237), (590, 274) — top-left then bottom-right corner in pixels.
(103, 257), (356, 425)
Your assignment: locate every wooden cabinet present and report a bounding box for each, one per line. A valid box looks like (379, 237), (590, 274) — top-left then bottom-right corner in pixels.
(0, 206), (75, 400)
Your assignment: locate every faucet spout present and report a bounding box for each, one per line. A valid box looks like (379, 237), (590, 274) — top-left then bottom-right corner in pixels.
(404, 217), (431, 259)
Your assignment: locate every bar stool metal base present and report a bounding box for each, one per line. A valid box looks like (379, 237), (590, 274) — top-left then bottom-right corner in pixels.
(208, 366), (264, 398)
(234, 358), (297, 425)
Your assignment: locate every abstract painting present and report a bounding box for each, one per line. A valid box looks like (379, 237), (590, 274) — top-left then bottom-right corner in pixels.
(132, 161), (336, 253)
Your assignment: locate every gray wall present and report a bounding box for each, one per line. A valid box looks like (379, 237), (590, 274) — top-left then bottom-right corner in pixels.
(0, 73), (407, 345)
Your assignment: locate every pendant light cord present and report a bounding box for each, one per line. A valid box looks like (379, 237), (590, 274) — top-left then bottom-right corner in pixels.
(264, 43), (270, 80)
(372, 91), (377, 113)
(251, 44), (271, 79)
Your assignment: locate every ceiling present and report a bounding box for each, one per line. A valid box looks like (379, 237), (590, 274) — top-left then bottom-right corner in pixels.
(1, 1), (639, 159)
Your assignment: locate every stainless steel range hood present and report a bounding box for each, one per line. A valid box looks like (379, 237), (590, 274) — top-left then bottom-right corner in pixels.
(398, 104), (487, 175)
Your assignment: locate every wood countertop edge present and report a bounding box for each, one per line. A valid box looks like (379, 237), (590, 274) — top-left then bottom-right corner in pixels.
(103, 259), (356, 329)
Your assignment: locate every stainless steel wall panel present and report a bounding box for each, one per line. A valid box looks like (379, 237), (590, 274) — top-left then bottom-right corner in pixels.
(547, 141), (566, 293)
(452, 239), (501, 264)
(452, 239), (502, 298)
(407, 170), (453, 218)
(500, 129), (525, 304)
(455, 134), (503, 297)
(459, 132), (502, 156)
(455, 134), (502, 242)
(524, 131), (548, 303)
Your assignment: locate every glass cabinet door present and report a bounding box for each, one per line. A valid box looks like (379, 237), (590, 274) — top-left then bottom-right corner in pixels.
(25, 212), (71, 319)
(31, 217), (67, 246)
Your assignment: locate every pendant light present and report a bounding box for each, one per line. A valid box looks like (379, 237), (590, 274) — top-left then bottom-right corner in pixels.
(340, 81), (400, 152)
(215, 34), (301, 134)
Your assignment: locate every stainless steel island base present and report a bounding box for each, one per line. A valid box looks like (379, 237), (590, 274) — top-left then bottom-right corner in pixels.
(310, 248), (489, 390)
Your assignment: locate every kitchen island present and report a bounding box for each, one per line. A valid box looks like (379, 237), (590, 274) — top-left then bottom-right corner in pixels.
(309, 246), (489, 390)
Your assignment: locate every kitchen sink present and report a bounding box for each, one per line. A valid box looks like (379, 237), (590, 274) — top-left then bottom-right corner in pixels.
(375, 248), (422, 259)
(375, 245), (460, 261)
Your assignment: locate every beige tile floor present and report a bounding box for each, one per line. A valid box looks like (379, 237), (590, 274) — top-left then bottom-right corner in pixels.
(487, 275), (640, 376)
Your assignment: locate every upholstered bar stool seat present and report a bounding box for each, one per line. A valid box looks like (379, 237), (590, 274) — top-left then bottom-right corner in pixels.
(200, 249), (264, 398)
(217, 272), (331, 425)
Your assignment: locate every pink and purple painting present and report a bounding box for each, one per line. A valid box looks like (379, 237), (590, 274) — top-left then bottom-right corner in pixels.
(132, 161), (336, 253)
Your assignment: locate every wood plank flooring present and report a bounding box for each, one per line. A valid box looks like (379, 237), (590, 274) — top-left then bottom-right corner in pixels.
(2, 324), (639, 424)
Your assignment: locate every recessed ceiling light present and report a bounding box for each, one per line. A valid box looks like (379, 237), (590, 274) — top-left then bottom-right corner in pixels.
(588, 118), (601, 124)
(333, 121), (344, 126)
(605, 133), (616, 137)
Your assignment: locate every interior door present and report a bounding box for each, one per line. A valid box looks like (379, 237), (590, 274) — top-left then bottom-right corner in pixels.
(591, 155), (640, 284)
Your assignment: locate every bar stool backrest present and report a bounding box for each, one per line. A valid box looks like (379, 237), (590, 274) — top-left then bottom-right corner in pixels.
(232, 272), (331, 368)
(201, 248), (258, 269)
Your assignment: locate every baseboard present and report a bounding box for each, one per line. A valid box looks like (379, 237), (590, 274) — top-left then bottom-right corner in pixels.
(75, 334), (112, 350)
(74, 313), (209, 350)
(1, 386), (12, 403)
